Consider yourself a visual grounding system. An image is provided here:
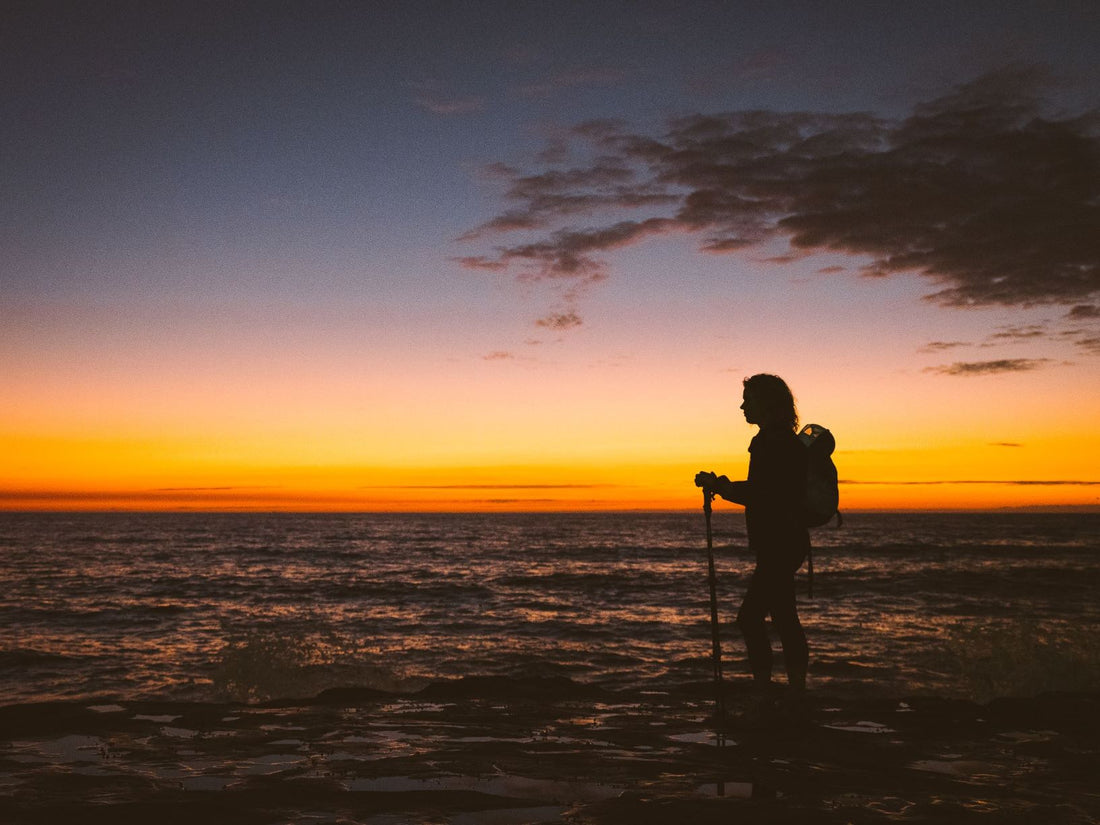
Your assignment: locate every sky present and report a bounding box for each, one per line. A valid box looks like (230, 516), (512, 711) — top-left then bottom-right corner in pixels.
(2, 0), (1099, 512)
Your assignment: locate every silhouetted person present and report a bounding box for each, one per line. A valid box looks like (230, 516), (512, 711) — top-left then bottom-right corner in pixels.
(696, 374), (809, 711)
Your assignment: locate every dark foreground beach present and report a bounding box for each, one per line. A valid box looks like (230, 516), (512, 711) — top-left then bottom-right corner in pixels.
(3, 680), (1098, 825)
(5, 512), (1098, 822)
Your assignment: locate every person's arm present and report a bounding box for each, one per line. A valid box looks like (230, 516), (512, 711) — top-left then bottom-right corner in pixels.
(694, 472), (749, 505)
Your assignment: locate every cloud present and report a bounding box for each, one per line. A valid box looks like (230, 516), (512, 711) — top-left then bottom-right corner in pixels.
(1067, 304), (1100, 319)
(497, 218), (674, 278)
(458, 164), (677, 242)
(1059, 306), (1100, 352)
(924, 358), (1053, 376)
(536, 310), (582, 330)
(453, 255), (509, 272)
(919, 340), (971, 353)
(463, 65), (1100, 328)
(990, 442), (1024, 447)
(482, 351), (515, 360)
(1069, 334), (1100, 354)
(983, 324), (1048, 345)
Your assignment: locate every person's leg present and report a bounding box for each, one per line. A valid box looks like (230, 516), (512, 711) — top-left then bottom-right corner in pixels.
(768, 568), (808, 691)
(736, 570), (773, 686)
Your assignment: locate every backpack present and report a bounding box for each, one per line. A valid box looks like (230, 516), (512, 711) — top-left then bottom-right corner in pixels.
(798, 423), (841, 599)
(798, 423), (840, 528)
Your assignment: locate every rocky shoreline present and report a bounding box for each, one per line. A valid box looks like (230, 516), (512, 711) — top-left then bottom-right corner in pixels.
(2, 684), (1097, 824)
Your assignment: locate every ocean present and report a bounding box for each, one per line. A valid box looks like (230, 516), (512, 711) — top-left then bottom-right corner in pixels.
(3, 510), (1098, 708)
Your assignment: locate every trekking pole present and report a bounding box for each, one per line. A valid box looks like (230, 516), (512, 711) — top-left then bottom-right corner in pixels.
(703, 489), (725, 727)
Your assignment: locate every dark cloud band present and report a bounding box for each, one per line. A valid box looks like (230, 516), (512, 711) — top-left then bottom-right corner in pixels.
(464, 66), (1100, 327)
(923, 359), (1053, 376)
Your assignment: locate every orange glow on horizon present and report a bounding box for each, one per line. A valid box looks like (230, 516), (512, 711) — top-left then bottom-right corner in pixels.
(5, 344), (1099, 514)
(3, 453), (1098, 513)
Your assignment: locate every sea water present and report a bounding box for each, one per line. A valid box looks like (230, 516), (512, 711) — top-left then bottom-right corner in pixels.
(2, 511), (1098, 707)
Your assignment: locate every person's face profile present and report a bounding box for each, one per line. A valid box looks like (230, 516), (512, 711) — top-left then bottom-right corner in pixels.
(741, 388), (762, 425)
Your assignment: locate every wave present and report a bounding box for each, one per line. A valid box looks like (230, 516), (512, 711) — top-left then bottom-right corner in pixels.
(211, 630), (427, 703)
(209, 624), (629, 706)
(0, 648), (76, 668)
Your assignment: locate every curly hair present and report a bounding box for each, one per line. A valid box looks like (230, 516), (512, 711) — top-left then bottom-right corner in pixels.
(743, 373), (799, 431)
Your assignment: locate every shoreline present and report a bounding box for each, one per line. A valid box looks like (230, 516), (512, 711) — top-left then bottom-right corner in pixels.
(3, 684), (1097, 824)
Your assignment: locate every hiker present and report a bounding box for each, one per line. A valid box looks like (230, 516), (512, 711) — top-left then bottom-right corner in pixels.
(695, 373), (810, 704)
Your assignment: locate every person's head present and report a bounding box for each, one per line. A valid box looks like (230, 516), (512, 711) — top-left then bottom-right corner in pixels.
(741, 374), (798, 431)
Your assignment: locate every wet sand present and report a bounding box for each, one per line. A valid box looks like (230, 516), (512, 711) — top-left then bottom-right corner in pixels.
(2, 682), (1098, 824)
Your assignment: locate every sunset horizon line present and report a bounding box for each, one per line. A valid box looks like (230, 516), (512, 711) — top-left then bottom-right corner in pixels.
(4, 504), (1097, 515)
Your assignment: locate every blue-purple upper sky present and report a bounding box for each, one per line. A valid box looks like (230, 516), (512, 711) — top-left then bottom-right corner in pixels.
(6, 1), (1096, 309)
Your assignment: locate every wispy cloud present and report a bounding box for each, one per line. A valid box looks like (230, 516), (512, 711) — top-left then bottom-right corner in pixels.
(536, 310), (583, 330)
(924, 358), (1053, 376)
(919, 340), (971, 353)
(494, 218), (675, 279)
(463, 65), (1100, 330)
(982, 324), (1048, 345)
(1067, 304), (1100, 320)
(1060, 304), (1100, 353)
(1068, 334), (1100, 354)
(454, 255), (509, 272)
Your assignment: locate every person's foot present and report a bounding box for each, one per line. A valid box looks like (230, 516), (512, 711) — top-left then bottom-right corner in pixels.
(733, 692), (776, 729)
(776, 687), (812, 727)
